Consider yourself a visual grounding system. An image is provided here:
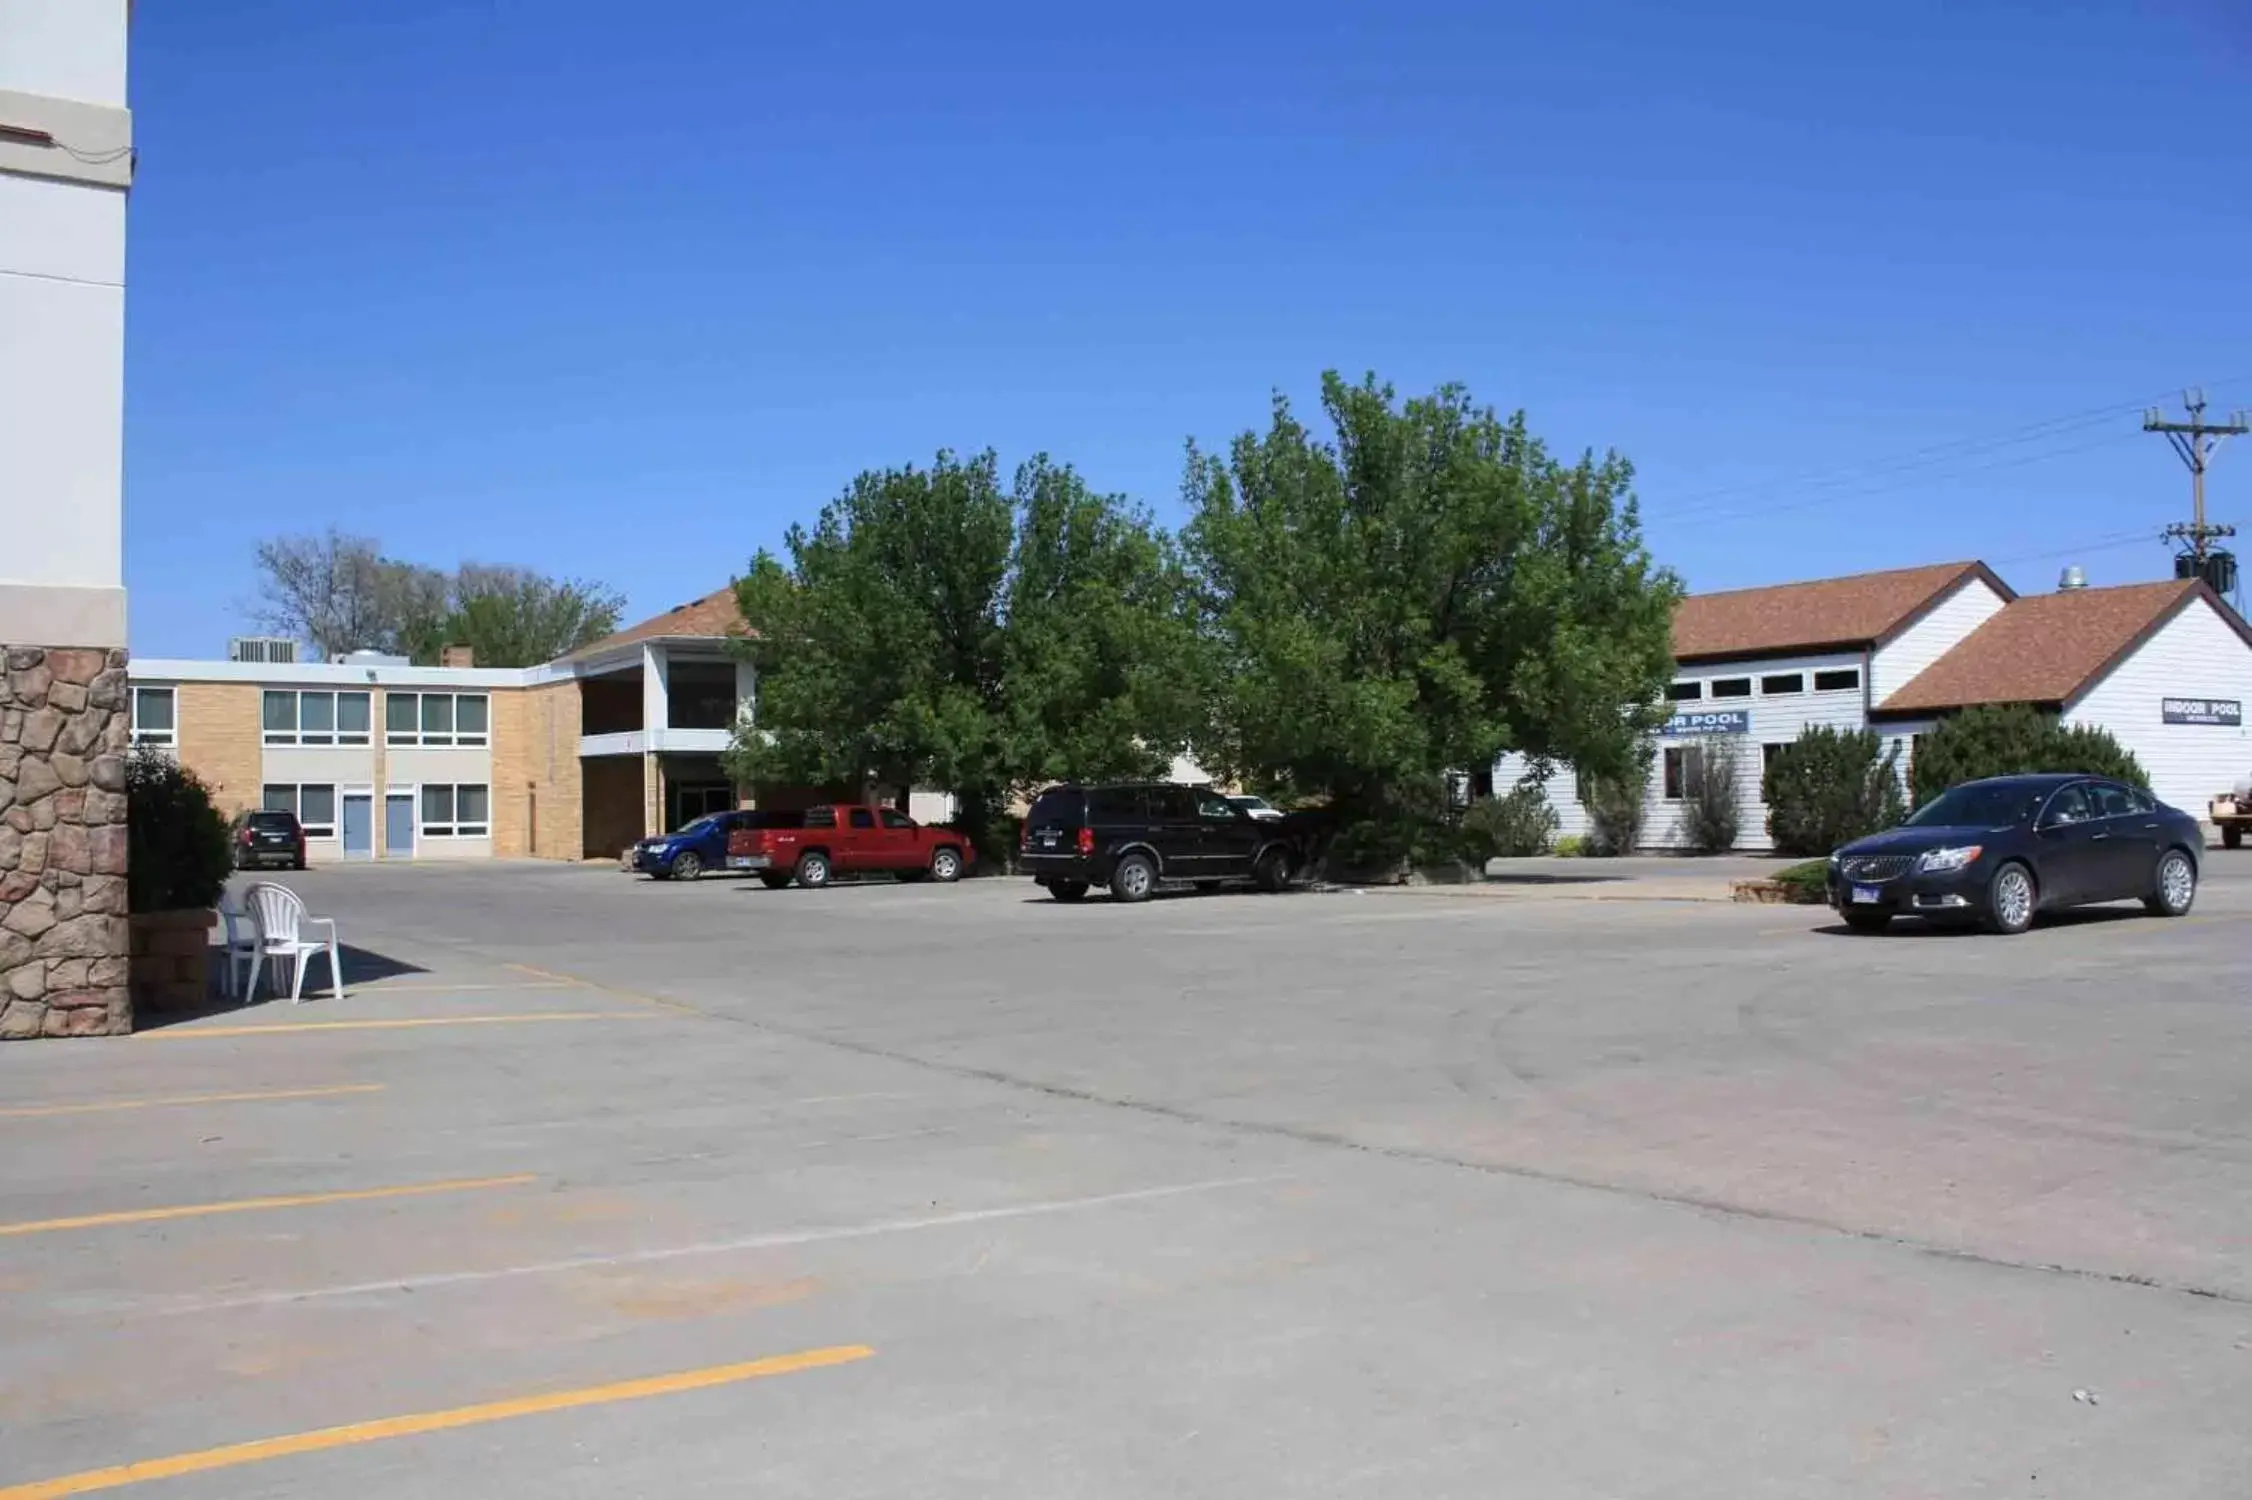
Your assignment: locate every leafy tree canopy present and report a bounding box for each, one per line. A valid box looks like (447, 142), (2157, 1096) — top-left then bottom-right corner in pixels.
(251, 530), (621, 667)
(1181, 372), (1681, 817)
(725, 452), (1204, 839)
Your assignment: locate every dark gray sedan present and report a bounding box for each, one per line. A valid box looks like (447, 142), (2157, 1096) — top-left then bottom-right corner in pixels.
(1827, 774), (2203, 935)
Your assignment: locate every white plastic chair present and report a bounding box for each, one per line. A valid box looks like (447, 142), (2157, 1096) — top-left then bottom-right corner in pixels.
(216, 893), (260, 1001)
(242, 882), (345, 1004)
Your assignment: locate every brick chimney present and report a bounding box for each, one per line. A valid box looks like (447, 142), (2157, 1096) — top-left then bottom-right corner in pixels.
(440, 644), (475, 668)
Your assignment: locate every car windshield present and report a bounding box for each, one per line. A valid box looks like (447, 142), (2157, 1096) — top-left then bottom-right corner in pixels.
(1906, 782), (2047, 830)
(673, 816), (719, 836)
(1229, 796), (1272, 811)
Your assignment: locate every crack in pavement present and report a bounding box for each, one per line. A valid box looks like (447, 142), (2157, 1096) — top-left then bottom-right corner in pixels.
(450, 947), (2252, 1312)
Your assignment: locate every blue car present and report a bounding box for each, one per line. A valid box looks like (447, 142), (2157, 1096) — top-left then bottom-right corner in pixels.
(626, 811), (753, 882)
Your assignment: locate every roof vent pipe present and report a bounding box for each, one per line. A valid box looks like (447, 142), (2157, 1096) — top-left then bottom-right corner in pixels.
(2058, 565), (2088, 591)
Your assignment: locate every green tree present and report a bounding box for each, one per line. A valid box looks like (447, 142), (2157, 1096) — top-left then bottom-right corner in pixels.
(1763, 726), (1907, 856)
(1908, 704), (2148, 807)
(1182, 372), (1680, 838)
(725, 452), (1203, 855)
(422, 566), (625, 667)
(250, 532), (620, 666)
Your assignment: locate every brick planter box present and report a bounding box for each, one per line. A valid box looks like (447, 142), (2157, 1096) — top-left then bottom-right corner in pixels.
(130, 908), (216, 1017)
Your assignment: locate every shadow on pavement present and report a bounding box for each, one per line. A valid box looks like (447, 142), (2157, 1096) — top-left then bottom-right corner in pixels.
(1811, 906), (2153, 939)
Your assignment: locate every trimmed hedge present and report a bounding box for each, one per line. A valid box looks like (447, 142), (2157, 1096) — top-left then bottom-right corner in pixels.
(125, 748), (232, 914)
(1763, 726), (1906, 857)
(1908, 704), (2147, 808)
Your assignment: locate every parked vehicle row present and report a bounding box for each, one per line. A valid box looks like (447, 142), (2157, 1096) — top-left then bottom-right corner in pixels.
(624, 782), (1305, 904)
(1827, 773), (2202, 935)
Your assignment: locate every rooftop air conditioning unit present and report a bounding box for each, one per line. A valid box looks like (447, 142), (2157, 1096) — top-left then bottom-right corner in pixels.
(228, 636), (299, 664)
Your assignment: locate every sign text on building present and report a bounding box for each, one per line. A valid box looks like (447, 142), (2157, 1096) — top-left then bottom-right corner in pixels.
(2161, 697), (2243, 727)
(1662, 708), (1750, 737)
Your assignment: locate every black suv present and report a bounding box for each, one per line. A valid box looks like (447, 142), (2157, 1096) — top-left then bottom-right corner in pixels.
(1020, 783), (1297, 903)
(231, 808), (307, 871)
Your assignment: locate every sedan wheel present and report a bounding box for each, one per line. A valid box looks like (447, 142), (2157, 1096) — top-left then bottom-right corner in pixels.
(671, 851), (702, 882)
(2146, 849), (2197, 917)
(1986, 861), (2036, 935)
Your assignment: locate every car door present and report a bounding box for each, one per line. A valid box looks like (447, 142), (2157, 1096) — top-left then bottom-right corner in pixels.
(840, 806), (880, 872)
(1143, 786), (1202, 875)
(1194, 790), (1260, 877)
(2032, 783), (2102, 906)
(2085, 781), (2158, 900)
(876, 807), (921, 871)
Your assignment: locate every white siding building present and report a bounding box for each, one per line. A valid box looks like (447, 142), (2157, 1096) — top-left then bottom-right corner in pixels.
(1497, 562), (2252, 852)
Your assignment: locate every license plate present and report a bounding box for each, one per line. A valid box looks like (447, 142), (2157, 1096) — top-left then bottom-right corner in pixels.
(1851, 885), (1882, 905)
(1036, 830), (1060, 847)
(728, 855), (769, 870)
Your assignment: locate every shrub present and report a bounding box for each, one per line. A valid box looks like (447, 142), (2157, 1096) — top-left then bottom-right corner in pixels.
(125, 748), (232, 914)
(1459, 781), (1558, 860)
(1908, 704), (2148, 807)
(1764, 726), (1907, 857)
(1553, 834), (1587, 857)
(1682, 737), (1743, 853)
(1771, 858), (1830, 902)
(1581, 744), (1653, 857)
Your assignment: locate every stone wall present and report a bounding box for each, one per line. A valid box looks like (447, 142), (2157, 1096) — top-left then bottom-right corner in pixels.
(0, 646), (131, 1039)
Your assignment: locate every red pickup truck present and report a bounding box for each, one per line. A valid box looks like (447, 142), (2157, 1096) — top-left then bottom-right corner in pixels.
(725, 804), (973, 890)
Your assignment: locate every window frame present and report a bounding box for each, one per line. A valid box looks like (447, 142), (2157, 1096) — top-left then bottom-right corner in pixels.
(878, 808), (915, 829)
(1662, 745), (1704, 801)
(418, 782), (490, 839)
(1666, 681), (1703, 702)
(260, 781), (338, 839)
(1709, 678), (1753, 699)
(130, 685), (177, 747)
(849, 807), (876, 830)
(261, 689), (371, 747)
(385, 691), (489, 748)
(1760, 673), (1804, 696)
(1812, 668), (1862, 693)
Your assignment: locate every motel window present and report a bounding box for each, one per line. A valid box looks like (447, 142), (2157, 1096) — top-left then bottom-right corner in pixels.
(1662, 745), (1704, 800)
(261, 782), (337, 839)
(130, 686), (176, 746)
(1666, 681), (1703, 702)
(386, 692), (489, 747)
(1710, 678), (1752, 699)
(261, 690), (370, 746)
(1813, 669), (1861, 693)
(1761, 673), (1804, 695)
(420, 783), (490, 838)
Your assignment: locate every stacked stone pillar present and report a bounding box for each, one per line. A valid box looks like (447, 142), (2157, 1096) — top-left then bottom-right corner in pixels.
(0, 647), (131, 1039)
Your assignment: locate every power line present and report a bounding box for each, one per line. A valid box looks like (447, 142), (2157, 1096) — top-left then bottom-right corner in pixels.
(1658, 428), (2137, 529)
(1658, 377), (2252, 518)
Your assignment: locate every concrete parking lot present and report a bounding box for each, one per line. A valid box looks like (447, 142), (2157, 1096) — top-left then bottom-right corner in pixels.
(4, 857), (2250, 1497)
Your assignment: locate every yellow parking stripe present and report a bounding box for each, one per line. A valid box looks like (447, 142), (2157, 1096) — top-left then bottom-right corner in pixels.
(0, 1345), (874, 1499)
(0, 1174), (537, 1239)
(0, 1084), (384, 1119)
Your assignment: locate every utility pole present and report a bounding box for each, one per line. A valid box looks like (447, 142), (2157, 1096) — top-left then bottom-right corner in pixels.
(2143, 389), (2247, 569)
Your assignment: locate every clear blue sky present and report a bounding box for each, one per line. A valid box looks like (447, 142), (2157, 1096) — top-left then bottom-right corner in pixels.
(124, 0), (2252, 656)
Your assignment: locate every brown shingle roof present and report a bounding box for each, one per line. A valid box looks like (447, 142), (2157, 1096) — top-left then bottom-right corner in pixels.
(1671, 561), (2007, 662)
(564, 584), (745, 661)
(1877, 579), (2233, 714)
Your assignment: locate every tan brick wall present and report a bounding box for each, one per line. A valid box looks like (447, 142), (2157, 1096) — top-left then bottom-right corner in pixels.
(491, 680), (582, 859)
(582, 756), (641, 859)
(173, 682), (263, 817)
